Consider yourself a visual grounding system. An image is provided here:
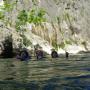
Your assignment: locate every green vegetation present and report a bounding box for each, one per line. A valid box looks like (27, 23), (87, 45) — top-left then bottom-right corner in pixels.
(52, 41), (58, 50)
(0, 0), (86, 51)
(0, 12), (4, 19)
(28, 8), (46, 24)
(15, 8), (46, 31)
(58, 42), (65, 49)
(3, 3), (14, 12)
(0, 0), (46, 28)
(18, 10), (28, 24)
(15, 10), (28, 31)
(65, 40), (72, 45)
(0, 0), (17, 26)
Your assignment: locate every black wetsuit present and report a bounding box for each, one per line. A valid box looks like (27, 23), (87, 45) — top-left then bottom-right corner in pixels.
(51, 51), (58, 58)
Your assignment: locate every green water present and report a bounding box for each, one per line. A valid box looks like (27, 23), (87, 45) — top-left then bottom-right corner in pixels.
(0, 53), (90, 90)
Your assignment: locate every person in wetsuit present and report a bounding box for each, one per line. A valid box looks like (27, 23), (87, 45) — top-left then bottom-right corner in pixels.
(65, 51), (69, 58)
(16, 48), (31, 61)
(51, 49), (58, 58)
(34, 46), (44, 60)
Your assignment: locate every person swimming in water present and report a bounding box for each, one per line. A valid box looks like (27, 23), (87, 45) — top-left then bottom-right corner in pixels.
(65, 51), (69, 58)
(51, 49), (58, 58)
(35, 47), (44, 60)
(16, 48), (31, 61)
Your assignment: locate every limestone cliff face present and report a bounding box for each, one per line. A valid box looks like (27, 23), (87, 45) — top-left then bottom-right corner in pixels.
(38, 0), (90, 49)
(0, 23), (22, 49)
(0, 0), (90, 52)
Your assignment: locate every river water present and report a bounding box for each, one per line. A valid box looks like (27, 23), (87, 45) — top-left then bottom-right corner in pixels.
(0, 53), (90, 90)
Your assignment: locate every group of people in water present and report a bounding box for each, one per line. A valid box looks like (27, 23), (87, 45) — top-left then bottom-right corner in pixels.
(16, 46), (69, 61)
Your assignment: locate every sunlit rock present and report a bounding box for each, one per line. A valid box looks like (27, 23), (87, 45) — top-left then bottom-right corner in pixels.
(0, 0), (90, 54)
